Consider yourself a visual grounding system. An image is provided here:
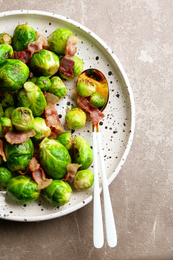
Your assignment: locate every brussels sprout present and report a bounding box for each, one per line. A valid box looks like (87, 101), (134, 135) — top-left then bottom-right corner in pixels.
(49, 76), (67, 99)
(73, 169), (94, 191)
(0, 117), (13, 134)
(57, 132), (73, 150)
(72, 136), (93, 170)
(1, 91), (17, 108)
(7, 175), (40, 204)
(0, 104), (3, 117)
(48, 28), (73, 54)
(28, 75), (38, 84)
(36, 76), (51, 91)
(12, 23), (37, 52)
(4, 106), (15, 119)
(0, 122), (4, 137)
(0, 33), (12, 45)
(4, 139), (34, 172)
(42, 180), (72, 206)
(11, 107), (34, 132)
(18, 82), (47, 117)
(39, 138), (71, 179)
(65, 107), (86, 130)
(0, 44), (14, 61)
(90, 93), (105, 108)
(29, 49), (60, 77)
(59, 56), (84, 80)
(0, 59), (29, 91)
(0, 167), (12, 187)
(32, 117), (51, 143)
(76, 78), (96, 97)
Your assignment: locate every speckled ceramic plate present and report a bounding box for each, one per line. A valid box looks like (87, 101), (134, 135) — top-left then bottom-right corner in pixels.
(0, 10), (135, 222)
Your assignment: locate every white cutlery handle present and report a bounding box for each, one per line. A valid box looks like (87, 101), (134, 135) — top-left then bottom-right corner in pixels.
(93, 132), (104, 248)
(97, 132), (117, 247)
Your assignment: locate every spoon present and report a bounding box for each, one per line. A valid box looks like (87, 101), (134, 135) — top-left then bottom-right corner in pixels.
(77, 69), (117, 248)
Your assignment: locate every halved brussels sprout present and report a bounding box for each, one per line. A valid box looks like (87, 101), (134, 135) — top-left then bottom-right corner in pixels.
(17, 82), (47, 117)
(48, 28), (73, 54)
(65, 107), (86, 130)
(12, 23), (37, 51)
(1, 91), (17, 108)
(57, 132), (73, 150)
(90, 93), (105, 108)
(76, 78), (96, 97)
(73, 169), (94, 191)
(0, 166), (12, 187)
(4, 139), (34, 172)
(59, 56), (84, 80)
(39, 138), (71, 179)
(4, 106), (15, 119)
(36, 76), (51, 91)
(0, 117), (13, 134)
(72, 136), (93, 170)
(0, 33), (12, 45)
(0, 59), (29, 91)
(42, 179), (72, 206)
(0, 44), (14, 61)
(49, 76), (67, 99)
(32, 117), (51, 143)
(7, 175), (40, 204)
(29, 49), (60, 77)
(0, 103), (3, 117)
(11, 107), (34, 132)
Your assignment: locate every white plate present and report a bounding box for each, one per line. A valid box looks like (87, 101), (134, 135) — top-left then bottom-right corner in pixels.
(0, 10), (135, 222)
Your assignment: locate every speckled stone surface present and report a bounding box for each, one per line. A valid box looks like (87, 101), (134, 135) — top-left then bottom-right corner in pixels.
(0, 1), (173, 260)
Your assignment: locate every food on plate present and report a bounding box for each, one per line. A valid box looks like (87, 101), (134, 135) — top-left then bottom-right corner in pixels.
(0, 166), (12, 187)
(65, 107), (86, 130)
(11, 107), (34, 132)
(0, 33), (12, 45)
(56, 132), (73, 151)
(7, 175), (40, 204)
(72, 136), (93, 170)
(49, 76), (68, 99)
(73, 169), (94, 191)
(90, 93), (105, 108)
(76, 78), (96, 97)
(41, 179), (72, 206)
(0, 44), (14, 61)
(32, 117), (51, 143)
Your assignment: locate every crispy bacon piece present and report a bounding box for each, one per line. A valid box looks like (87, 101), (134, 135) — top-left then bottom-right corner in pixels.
(28, 157), (40, 172)
(59, 56), (75, 77)
(14, 50), (31, 64)
(77, 95), (105, 126)
(65, 35), (81, 56)
(5, 129), (36, 145)
(0, 140), (7, 162)
(45, 105), (64, 138)
(32, 167), (52, 190)
(62, 163), (82, 182)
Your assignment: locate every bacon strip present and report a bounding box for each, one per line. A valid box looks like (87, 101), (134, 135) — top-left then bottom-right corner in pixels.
(65, 35), (81, 56)
(0, 140), (7, 162)
(62, 163), (82, 182)
(32, 167), (52, 190)
(5, 129), (36, 144)
(77, 95), (105, 126)
(28, 157), (40, 172)
(45, 105), (64, 139)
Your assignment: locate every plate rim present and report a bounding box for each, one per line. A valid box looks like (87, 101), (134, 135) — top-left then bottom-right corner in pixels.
(0, 9), (135, 222)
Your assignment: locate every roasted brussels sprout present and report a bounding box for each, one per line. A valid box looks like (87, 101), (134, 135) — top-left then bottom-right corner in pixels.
(57, 132), (73, 150)
(11, 107), (34, 132)
(39, 138), (71, 179)
(0, 44), (14, 61)
(4, 106), (15, 119)
(29, 49), (60, 77)
(7, 175), (40, 204)
(48, 28), (73, 54)
(90, 93), (105, 108)
(0, 59), (29, 91)
(73, 169), (94, 191)
(0, 33), (12, 45)
(0, 167), (12, 187)
(59, 56), (84, 80)
(4, 139), (34, 172)
(0, 117), (13, 134)
(65, 107), (86, 130)
(42, 180), (72, 206)
(36, 76), (51, 91)
(1, 91), (17, 108)
(17, 82), (47, 117)
(32, 117), (51, 143)
(76, 78), (96, 97)
(12, 23), (37, 51)
(0, 103), (3, 117)
(72, 136), (93, 170)
(49, 76), (67, 99)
